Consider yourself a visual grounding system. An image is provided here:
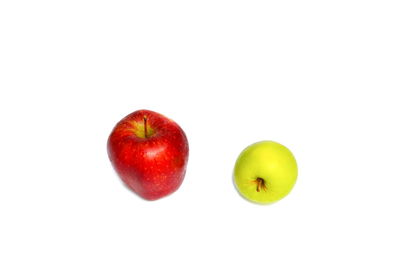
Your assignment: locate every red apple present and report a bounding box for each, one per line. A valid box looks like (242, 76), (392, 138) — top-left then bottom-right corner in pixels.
(107, 109), (189, 200)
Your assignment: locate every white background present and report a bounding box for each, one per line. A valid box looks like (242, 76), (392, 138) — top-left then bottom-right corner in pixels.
(1, 1), (399, 266)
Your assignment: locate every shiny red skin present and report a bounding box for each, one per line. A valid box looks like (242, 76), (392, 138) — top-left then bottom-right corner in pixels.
(107, 110), (189, 200)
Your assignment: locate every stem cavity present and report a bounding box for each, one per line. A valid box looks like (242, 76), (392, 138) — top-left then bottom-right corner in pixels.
(143, 116), (148, 138)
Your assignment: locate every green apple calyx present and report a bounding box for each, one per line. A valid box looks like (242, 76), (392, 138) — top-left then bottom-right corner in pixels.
(255, 177), (267, 192)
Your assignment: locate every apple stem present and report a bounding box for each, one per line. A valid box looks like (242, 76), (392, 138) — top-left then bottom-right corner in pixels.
(143, 116), (148, 138)
(256, 177), (267, 192)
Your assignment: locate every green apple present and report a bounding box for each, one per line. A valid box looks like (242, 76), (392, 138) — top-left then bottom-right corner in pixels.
(234, 141), (298, 204)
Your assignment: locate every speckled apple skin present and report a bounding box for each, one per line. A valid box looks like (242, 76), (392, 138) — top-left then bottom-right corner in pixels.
(107, 110), (189, 200)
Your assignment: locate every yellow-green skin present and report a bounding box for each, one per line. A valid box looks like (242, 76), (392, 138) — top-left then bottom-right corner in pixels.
(234, 141), (298, 204)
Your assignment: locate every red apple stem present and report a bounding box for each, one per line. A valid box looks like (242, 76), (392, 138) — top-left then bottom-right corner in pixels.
(143, 116), (148, 138)
(256, 177), (267, 192)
